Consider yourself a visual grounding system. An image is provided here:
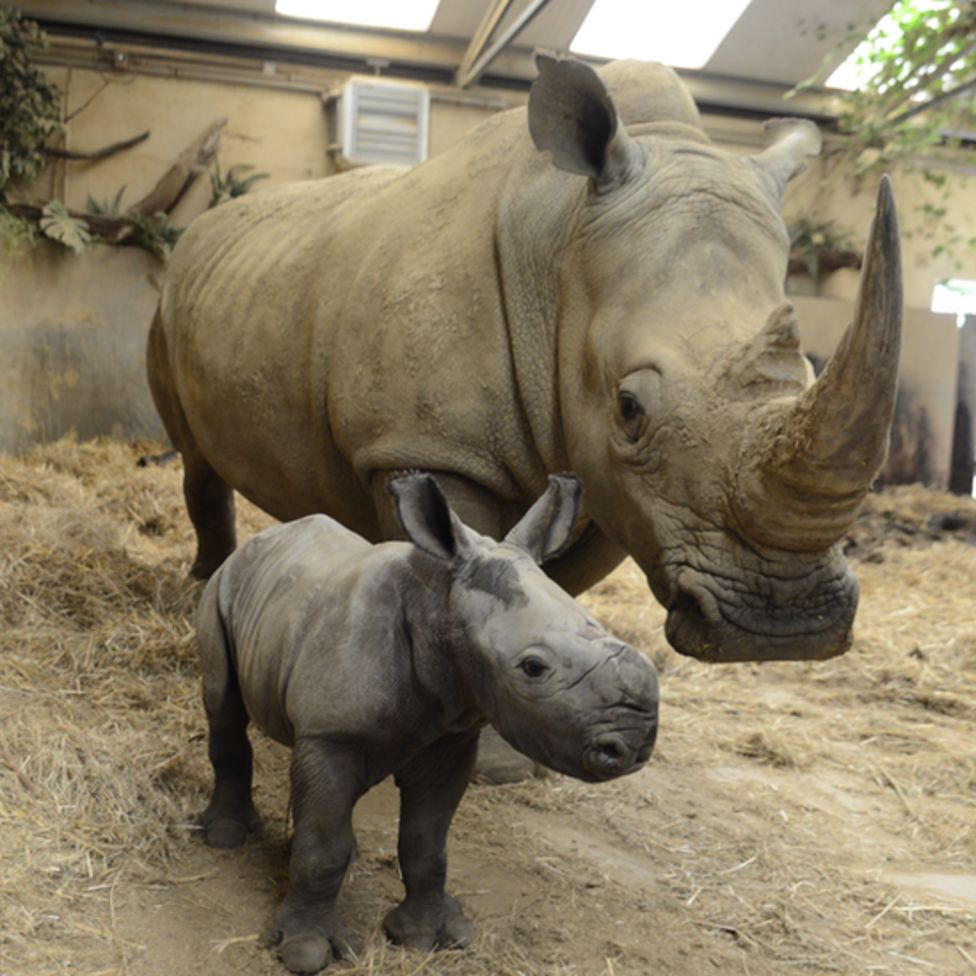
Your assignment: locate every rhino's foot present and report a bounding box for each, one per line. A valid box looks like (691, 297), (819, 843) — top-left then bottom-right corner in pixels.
(268, 912), (350, 974)
(197, 804), (263, 849)
(473, 727), (547, 785)
(383, 893), (475, 951)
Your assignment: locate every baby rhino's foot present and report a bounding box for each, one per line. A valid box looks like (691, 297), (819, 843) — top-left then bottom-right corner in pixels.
(268, 910), (350, 974)
(196, 803), (263, 849)
(383, 893), (475, 952)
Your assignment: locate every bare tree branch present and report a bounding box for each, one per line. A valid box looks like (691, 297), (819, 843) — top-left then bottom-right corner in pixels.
(42, 129), (149, 161)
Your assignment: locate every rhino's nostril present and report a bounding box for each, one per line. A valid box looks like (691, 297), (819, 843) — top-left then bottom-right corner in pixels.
(583, 734), (630, 779)
(597, 736), (625, 762)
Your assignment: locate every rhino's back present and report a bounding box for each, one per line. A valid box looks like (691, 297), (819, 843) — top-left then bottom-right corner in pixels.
(161, 167), (409, 529)
(160, 106), (544, 525)
(216, 514), (416, 743)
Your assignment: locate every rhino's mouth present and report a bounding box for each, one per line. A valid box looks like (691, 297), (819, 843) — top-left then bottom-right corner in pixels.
(581, 724), (657, 781)
(663, 563), (858, 662)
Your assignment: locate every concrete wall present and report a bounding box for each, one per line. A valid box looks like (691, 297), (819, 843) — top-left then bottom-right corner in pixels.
(0, 242), (164, 453)
(792, 296), (960, 489)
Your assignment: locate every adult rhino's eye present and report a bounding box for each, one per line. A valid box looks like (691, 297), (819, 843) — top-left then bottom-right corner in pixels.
(519, 656), (549, 679)
(617, 390), (644, 441)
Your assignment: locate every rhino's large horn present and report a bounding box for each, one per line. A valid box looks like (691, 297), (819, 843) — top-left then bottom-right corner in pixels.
(736, 176), (902, 549)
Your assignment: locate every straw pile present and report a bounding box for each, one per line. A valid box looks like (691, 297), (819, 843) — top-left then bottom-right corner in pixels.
(0, 438), (973, 976)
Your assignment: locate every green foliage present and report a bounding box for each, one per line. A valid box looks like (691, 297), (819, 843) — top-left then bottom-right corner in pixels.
(39, 200), (91, 253)
(0, 203), (38, 259)
(125, 211), (182, 259)
(829, 0), (976, 172)
(788, 219), (858, 280)
(209, 161), (269, 207)
(85, 186), (127, 216)
(0, 8), (62, 195)
(792, 1), (976, 266)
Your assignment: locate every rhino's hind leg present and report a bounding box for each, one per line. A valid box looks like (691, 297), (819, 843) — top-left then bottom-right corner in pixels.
(384, 730), (479, 951)
(183, 454), (237, 580)
(199, 683), (262, 848)
(197, 584), (262, 848)
(147, 308), (236, 579)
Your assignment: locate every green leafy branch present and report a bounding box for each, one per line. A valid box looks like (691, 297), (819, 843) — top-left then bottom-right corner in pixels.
(798, 1), (976, 171)
(210, 161), (269, 207)
(787, 219), (862, 281)
(791, 0), (976, 267)
(0, 7), (62, 195)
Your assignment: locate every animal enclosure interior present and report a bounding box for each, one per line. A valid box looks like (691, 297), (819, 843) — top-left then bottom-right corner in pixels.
(3, 2), (976, 975)
(1, 439), (973, 976)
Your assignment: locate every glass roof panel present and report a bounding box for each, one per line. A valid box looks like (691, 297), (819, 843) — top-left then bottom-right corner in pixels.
(275, 0), (441, 32)
(570, 0), (753, 70)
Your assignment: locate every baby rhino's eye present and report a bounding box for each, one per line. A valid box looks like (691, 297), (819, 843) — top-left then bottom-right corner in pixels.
(519, 656), (549, 678)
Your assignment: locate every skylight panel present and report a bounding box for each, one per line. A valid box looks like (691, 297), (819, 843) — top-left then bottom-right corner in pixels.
(570, 0), (752, 70)
(275, 0), (440, 32)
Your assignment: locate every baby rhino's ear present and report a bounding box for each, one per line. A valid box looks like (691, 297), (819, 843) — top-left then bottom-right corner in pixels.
(388, 473), (472, 561)
(504, 475), (581, 564)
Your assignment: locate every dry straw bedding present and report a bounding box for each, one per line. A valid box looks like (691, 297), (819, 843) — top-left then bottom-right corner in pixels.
(0, 438), (973, 976)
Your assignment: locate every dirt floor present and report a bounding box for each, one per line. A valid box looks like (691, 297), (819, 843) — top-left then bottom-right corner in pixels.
(1, 439), (974, 976)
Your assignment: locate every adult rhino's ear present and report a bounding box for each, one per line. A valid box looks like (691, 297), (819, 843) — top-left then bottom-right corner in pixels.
(388, 474), (470, 561)
(750, 118), (822, 201)
(529, 55), (642, 189)
(504, 475), (582, 565)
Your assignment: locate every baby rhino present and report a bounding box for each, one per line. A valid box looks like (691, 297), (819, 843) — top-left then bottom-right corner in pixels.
(196, 473), (659, 973)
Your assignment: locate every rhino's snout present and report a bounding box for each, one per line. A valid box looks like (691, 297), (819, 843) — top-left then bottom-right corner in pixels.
(579, 644), (660, 780)
(665, 568), (858, 663)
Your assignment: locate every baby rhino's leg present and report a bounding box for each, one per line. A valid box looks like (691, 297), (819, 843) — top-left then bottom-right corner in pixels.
(384, 730), (480, 951)
(271, 739), (365, 974)
(197, 582), (262, 847)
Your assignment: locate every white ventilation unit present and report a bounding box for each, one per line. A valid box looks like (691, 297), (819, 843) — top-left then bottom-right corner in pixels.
(337, 78), (430, 168)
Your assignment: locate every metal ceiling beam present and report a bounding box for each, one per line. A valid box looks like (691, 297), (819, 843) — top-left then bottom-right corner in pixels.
(455, 0), (518, 89)
(14, 0), (536, 78)
(15, 0), (845, 117)
(456, 0), (553, 89)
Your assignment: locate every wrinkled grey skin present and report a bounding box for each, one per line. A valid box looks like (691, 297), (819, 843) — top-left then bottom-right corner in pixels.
(196, 474), (658, 973)
(151, 56), (901, 668)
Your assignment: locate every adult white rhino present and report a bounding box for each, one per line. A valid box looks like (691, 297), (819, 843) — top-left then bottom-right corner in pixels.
(149, 56), (901, 665)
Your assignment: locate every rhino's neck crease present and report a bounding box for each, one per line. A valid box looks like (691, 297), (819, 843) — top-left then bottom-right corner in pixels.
(400, 552), (483, 733)
(496, 165), (583, 482)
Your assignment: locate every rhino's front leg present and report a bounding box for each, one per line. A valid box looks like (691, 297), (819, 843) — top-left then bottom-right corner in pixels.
(384, 730), (479, 951)
(270, 738), (365, 974)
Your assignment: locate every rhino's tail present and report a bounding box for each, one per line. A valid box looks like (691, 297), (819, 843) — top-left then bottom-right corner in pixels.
(195, 569), (262, 846)
(196, 570), (239, 722)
